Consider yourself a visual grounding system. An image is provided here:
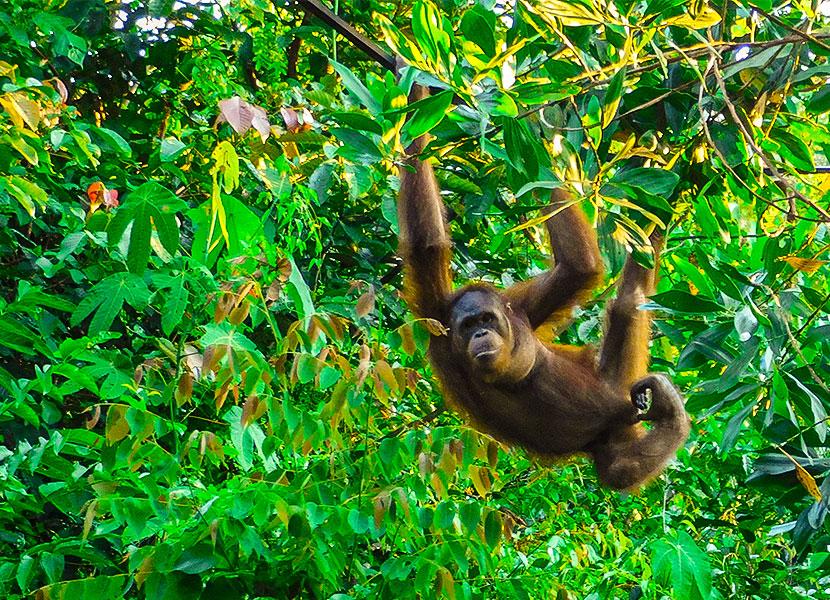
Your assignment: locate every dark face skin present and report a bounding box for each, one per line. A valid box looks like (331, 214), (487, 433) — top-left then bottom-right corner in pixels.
(450, 289), (513, 372)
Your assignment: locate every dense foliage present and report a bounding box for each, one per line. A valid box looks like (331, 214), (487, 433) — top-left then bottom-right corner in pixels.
(1, 0), (830, 597)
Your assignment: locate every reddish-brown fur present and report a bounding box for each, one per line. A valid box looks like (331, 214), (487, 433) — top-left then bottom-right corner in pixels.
(397, 84), (690, 490)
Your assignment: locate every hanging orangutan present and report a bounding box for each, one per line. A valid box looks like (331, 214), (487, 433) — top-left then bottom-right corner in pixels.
(396, 84), (690, 490)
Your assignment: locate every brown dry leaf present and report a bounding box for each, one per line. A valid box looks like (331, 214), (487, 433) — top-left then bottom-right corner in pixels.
(422, 318), (448, 336)
(85, 405), (101, 430)
(135, 555), (154, 588)
(215, 381), (231, 411)
(308, 315), (324, 343)
(266, 257), (292, 301)
(356, 286), (376, 318)
(203, 344), (226, 374)
(437, 444), (457, 476)
(394, 488), (411, 520)
(430, 472), (447, 499)
(280, 106), (313, 133)
(175, 371), (193, 406)
(355, 343), (372, 388)
(418, 451), (434, 478)
(241, 394), (266, 426)
(44, 77), (69, 103)
(265, 278), (283, 302)
(218, 96), (253, 134)
(249, 104), (271, 142)
(487, 441), (500, 469)
(229, 300), (251, 325)
(778, 446), (823, 501)
(373, 492), (390, 529)
(449, 439), (464, 462)
(327, 314), (346, 341)
(214, 292), (235, 323)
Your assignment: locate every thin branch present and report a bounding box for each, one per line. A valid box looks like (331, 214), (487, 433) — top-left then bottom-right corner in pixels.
(747, 2), (830, 52)
(710, 50), (830, 221)
(519, 33), (830, 119)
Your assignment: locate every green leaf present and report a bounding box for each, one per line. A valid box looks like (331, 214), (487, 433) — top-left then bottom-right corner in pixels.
(412, 0), (451, 65)
(329, 111), (383, 135)
(460, 5), (496, 57)
(160, 137), (187, 162)
(108, 181), (186, 273)
(331, 128), (382, 164)
(807, 86), (830, 114)
(502, 117), (546, 180)
(785, 373), (828, 443)
(0, 316), (49, 354)
(602, 67), (626, 127)
(285, 256), (315, 320)
(331, 60), (381, 114)
(94, 127), (131, 156)
(769, 129), (814, 172)
(319, 366), (341, 389)
(10, 283), (75, 313)
(611, 167), (680, 197)
(733, 305), (758, 342)
(459, 502), (480, 532)
(711, 122), (747, 166)
(296, 353), (319, 384)
(70, 272), (151, 335)
(200, 322), (257, 352)
(720, 402), (754, 454)
(173, 544), (216, 574)
(2, 175), (49, 216)
(402, 90), (454, 140)
(158, 274), (189, 336)
(484, 510), (502, 549)
(649, 290), (724, 314)
(651, 531), (713, 600)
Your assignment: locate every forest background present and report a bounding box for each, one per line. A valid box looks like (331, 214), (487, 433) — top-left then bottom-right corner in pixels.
(1, 0), (830, 597)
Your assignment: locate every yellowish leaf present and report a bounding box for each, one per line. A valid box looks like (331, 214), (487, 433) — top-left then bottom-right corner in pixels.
(0, 91), (42, 130)
(82, 499), (98, 540)
(469, 465), (492, 497)
(663, 6), (721, 29)
(782, 255), (827, 275)
(795, 464), (823, 501)
(528, 0), (604, 26)
(105, 405), (129, 445)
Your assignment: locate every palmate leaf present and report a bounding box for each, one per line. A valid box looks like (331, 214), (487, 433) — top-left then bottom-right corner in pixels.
(108, 181), (187, 273)
(152, 273), (190, 336)
(651, 532), (713, 600)
(71, 272), (151, 335)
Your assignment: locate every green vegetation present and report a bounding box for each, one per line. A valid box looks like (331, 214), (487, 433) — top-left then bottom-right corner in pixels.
(1, 0), (829, 597)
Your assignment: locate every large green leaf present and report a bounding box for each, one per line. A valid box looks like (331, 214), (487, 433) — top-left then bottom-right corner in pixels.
(108, 182), (187, 273)
(401, 90), (454, 141)
(651, 531), (713, 600)
(70, 272), (151, 335)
